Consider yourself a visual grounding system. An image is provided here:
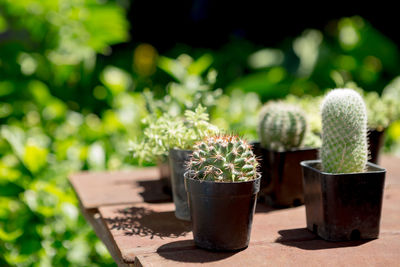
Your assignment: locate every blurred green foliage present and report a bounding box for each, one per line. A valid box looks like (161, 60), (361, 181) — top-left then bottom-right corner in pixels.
(0, 0), (133, 266)
(1, 1), (400, 265)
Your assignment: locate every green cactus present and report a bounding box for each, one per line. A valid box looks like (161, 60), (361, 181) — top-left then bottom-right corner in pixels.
(186, 135), (259, 182)
(321, 88), (368, 173)
(258, 102), (307, 151)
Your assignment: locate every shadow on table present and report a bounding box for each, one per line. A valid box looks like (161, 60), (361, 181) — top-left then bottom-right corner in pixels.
(275, 228), (372, 250)
(254, 202), (276, 213)
(156, 240), (239, 263)
(255, 201), (304, 213)
(103, 207), (191, 239)
(136, 180), (172, 203)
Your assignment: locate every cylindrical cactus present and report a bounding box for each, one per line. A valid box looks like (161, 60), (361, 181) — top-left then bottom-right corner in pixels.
(321, 88), (368, 173)
(186, 135), (259, 182)
(258, 102), (307, 151)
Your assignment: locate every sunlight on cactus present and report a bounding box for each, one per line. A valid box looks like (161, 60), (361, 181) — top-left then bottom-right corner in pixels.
(186, 135), (259, 182)
(321, 88), (368, 173)
(258, 102), (307, 151)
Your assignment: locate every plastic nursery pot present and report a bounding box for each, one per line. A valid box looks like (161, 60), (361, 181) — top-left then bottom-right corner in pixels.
(184, 173), (261, 251)
(169, 149), (192, 221)
(157, 158), (172, 195)
(252, 142), (318, 207)
(368, 129), (386, 164)
(301, 160), (386, 241)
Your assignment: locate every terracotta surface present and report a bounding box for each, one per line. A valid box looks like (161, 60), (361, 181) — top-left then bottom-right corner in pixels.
(99, 202), (193, 263)
(70, 155), (400, 266)
(136, 234), (400, 267)
(69, 168), (171, 209)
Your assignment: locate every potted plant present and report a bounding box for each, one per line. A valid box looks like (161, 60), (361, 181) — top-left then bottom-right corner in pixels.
(184, 135), (261, 251)
(332, 81), (399, 164)
(364, 90), (399, 163)
(253, 102), (319, 207)
(301, 88), (386, 241)
(285, 87), (400, 164)
(130, 105), (218, 221)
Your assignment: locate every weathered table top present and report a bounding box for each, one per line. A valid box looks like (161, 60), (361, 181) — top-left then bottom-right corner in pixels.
(69, 155), (400, 267)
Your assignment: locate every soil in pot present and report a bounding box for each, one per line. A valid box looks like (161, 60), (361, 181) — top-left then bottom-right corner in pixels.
(185, 174), (261, 251)
(252, 142), (318, 207)
(301, 160), (386, 241)
(169, 149), (192, 221)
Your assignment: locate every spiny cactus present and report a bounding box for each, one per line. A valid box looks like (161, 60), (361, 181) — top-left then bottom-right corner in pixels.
(258, 102), (307, 151)
(186, 135), (259, 182)
(321, 88), (368, 173)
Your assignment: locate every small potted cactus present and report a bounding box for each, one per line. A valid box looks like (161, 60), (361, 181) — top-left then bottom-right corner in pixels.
(184, 135), (261, 251)
(130, 105), (218, 221)
(301, 88), (386, 241)
(254, 102), (318, 207)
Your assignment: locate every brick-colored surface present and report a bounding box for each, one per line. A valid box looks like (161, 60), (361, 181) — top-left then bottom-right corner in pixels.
(69, 168), (171, 209)
(100, 185), (400, 266)
(99, 202), (193, 263)
(381, 155), (400, 186)
(71, 155), (400, 266)
(136, 234), (400, 267)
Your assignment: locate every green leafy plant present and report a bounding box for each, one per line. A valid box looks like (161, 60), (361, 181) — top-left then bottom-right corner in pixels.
(340, 81), (399, 131)
(211, 89), (261, 140)
(363, 92), (398, 131)
(321, 88), (368, 173)
(130, 105), (219, 164)
(144, 54), (222, 117)
(186, 135), (259, 182)
(258, 102), (307, 151)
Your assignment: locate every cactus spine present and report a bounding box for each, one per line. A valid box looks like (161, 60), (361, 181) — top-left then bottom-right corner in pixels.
(321, 88), (368, 173)
(186, 135), (259, 182)
(258, 103), (307, 151)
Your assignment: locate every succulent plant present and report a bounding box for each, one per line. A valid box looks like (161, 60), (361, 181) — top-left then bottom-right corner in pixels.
(258, 102), (307, 151)
(186, 135), (259, 182)
(344, 81), (399, 131)
(321, 88), (368, 173)
(284, 94), (322, 135)
(130, 104), (219, 164)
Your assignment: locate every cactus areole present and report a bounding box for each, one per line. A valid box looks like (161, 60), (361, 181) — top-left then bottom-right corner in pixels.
(321, 89), (368, 174)
(186, 135), (259, 182)
(258, 102), (307, 151)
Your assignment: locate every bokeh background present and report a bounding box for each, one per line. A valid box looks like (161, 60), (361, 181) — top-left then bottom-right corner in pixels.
(1, 1), (400, 266)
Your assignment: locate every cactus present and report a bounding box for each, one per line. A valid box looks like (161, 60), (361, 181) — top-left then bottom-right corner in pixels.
(321, 88), (368, 173)
(186, 135), (259, 182)
(258, 102), (307, 151)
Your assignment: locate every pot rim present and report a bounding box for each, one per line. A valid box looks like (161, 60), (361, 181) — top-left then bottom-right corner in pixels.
(184, 171), (261, 185)
(300, 159), (386, 176)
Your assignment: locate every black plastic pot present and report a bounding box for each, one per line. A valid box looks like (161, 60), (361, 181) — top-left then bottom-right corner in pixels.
(301, 160), (386, 241)
(169, 149), (192, 221)
(157, 158), (172, 195)
(369, 129), (385, 164)
(252, 142), (318, 207)
(184, 173), (261, 251)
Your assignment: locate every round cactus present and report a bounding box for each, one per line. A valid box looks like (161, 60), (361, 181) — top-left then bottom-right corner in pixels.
(186, 135), (259, 182)
(258, 102), (307, 151)
(321, 88), (368, 173)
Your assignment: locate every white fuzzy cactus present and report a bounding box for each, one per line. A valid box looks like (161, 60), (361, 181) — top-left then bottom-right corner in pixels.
(321, 88), (368, 173)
